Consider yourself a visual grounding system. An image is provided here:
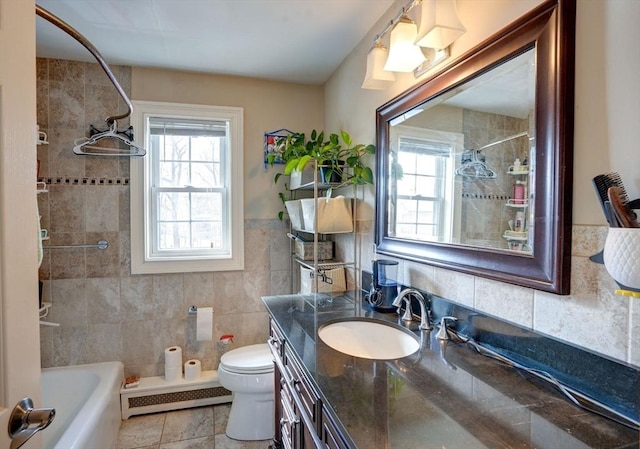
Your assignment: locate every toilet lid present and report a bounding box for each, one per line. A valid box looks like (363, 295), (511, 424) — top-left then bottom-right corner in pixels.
(219, 343), (274, 374)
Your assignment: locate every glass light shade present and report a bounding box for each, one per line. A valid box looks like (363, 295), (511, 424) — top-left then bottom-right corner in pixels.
(383, 15), (426, 73)
(361, 43), (396, 89)
(415, 0), (466, 49)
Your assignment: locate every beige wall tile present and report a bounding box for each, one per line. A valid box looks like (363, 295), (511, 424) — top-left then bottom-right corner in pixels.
(184, 273), (214, 308)
(534, 289), (629, 361)
(474, 278), (534, 328)
(153, 274), (185, 319)
(120, 319), (160, 366)
(86, 277), (121, 324)
(121, 275), (155, 321)
(49, 279), (87, 326)
(86, 323), (122, 363)
(49, 184), (85, 232)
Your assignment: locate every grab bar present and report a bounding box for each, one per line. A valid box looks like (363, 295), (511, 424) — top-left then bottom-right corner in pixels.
(43, 239), (109, 250)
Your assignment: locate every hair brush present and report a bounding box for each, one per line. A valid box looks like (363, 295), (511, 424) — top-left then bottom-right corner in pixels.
(592, 172), (638, 226)
(608, 186), (639, 228)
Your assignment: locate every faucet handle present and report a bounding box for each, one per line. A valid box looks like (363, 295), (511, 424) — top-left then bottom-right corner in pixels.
(436, 316), (457, 340)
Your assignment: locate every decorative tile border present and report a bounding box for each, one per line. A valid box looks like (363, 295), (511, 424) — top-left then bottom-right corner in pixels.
(461, 192), (510, 201)
(38, 176), (129, 186)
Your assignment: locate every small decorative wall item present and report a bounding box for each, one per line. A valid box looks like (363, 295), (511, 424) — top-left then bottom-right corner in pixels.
(263, 128), (295, 168)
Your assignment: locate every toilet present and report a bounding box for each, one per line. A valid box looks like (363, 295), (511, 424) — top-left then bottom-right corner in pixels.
(217, 343), (275, 440)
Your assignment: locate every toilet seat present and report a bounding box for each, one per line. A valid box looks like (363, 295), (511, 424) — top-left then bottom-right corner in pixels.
(219, 343), (273, 374)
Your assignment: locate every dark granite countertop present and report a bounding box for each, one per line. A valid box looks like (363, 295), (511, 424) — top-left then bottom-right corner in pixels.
(262, 293), (639, 449)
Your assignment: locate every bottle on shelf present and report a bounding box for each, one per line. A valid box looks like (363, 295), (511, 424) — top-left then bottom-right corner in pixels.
(514, 211), (525, 232)
(513, 180), (526, 204)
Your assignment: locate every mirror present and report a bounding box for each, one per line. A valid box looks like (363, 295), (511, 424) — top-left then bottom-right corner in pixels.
(375, 0), (575, 294)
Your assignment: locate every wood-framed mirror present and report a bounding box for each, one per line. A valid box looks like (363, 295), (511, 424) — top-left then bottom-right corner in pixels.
(375, 0), (575, 294)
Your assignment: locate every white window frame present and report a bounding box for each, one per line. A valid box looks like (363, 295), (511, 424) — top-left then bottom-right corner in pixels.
(389, 125), (463, 242)
(130, 101), (244, 274)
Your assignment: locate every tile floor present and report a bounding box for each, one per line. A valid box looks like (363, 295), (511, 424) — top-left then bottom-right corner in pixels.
(116, 404), (272, 449)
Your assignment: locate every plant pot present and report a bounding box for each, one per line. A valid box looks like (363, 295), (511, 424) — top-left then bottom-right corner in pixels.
(603, 227), (640, 290)
(319, 161), (344, 184)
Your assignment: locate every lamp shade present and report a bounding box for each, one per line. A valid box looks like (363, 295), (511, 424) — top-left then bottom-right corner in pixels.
(383, 14), (426, 73)
(415, 0), (466, 49)
(361, 43), (396, 89)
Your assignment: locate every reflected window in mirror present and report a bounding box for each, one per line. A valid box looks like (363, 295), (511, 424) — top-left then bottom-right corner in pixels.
(389, 126), (462, 244)
(387, 49), (535, 254)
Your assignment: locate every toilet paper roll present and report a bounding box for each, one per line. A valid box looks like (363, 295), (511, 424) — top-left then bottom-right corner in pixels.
(196, 307), (213, 341)
(184, 359), (202, 381)
(164, 346), (182, 382)
(165, 366), (182, 383)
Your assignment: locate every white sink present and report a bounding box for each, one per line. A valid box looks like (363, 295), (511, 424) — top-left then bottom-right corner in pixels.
(318, 319), (420, 360)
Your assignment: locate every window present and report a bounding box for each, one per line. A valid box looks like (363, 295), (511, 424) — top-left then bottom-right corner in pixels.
(389, 126), (461, 242)
(131, 101), (244, 273)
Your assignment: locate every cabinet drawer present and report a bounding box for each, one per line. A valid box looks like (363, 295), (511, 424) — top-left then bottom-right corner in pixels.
(269, 319), (285, 356)
(284, 345), (319, 423)
(280, 389), (299, 449)
(321, 406), (350, 449)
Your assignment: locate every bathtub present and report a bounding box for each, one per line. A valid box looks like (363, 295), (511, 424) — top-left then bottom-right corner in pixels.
(41, 361), (124, 449)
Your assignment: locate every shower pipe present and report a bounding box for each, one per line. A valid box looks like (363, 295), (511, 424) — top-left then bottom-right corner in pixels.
(35, 5), (133, 125)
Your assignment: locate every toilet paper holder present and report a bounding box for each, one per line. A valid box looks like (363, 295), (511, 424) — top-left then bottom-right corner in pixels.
(188, 305), (215, 315)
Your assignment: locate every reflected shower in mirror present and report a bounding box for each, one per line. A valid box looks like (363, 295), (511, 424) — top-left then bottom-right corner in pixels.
(387, 50), (535, 254)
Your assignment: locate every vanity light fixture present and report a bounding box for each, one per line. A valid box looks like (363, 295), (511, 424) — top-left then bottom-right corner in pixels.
(361, 41), (396, 90)
(361, 0), (464, 89)
(383, 13), (426, 72)
(415, 0), (466, 50)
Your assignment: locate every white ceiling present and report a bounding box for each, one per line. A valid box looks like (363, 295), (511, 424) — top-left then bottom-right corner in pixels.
(35, 0), (395, 85)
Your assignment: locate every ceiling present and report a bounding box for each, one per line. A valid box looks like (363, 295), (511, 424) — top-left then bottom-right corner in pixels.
(35, 0), (395, 85)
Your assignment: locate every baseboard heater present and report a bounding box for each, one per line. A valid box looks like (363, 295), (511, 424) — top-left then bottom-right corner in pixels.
(120, 370), (232, 419)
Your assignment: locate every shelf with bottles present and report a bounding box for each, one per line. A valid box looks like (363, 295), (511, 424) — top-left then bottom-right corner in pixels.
(505, 199), (528, 208)
(506, 158), (529, 175)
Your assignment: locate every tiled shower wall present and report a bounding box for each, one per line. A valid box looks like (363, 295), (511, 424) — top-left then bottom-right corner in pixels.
(459, 110), (530, 246)
(36, 58), (291, 377)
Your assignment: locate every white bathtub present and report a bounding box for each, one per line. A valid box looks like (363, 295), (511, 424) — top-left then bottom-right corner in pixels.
(41, 361), (124, 449)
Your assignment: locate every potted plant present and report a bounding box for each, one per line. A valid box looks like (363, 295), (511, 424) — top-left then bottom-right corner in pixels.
(267, 129), (375, 219)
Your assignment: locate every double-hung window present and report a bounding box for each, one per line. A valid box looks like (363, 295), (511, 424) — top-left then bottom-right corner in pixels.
(130, 101), (244, 273)
(389, 125), (461, 243)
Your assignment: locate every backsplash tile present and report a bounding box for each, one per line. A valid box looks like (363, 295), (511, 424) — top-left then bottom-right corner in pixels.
(474, 278), (534, 328)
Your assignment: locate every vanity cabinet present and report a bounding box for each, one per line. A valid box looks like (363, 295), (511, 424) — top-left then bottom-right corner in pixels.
(269, 320), (350, 449)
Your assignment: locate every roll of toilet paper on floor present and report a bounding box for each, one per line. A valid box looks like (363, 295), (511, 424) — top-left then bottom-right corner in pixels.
(196, 307), (213, 341)
(184, 359), (202, 381)
(164, 346), (182, 382)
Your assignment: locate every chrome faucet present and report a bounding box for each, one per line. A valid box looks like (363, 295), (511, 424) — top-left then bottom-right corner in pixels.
(436, 316), (458, 340)
(392, 288), (432, 330)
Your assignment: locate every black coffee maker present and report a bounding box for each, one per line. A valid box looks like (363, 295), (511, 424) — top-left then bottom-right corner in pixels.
(368, 259), (399, 312)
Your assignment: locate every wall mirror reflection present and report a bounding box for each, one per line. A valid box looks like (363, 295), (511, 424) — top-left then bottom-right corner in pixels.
(388, 49), (535, 254)
(376, 0), (575, 294)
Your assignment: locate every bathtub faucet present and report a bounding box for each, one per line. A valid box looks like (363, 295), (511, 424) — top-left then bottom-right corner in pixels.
(8, 398), (55, 449)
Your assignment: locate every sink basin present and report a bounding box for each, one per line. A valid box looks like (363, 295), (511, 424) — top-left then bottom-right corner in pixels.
(318, 319), (420, 360)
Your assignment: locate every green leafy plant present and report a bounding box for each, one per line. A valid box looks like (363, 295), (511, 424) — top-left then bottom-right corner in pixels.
(267, 129), (375, 220)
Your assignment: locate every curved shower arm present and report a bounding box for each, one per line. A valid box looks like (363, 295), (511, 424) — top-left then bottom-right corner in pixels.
(35, 5), (132, 125)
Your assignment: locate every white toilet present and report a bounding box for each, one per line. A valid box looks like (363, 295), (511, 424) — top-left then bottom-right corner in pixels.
(217, 343), (275, 440)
